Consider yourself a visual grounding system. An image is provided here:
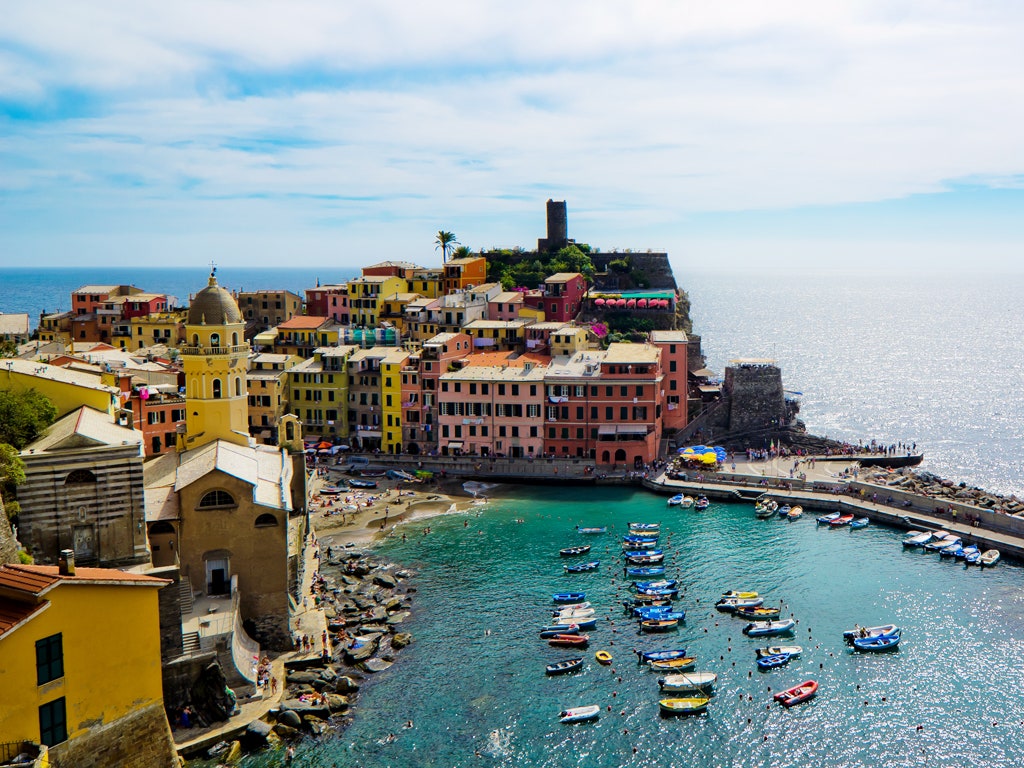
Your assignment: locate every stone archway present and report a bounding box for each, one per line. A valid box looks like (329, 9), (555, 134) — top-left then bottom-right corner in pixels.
(148, 521), (178, 568)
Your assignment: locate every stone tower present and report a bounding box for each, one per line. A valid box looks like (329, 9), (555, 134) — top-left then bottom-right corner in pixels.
(538, 199), (569, 251)
(178, 271), (251, 450)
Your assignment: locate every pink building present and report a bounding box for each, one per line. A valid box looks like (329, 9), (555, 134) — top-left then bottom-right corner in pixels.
(650, 330), (689, 432)
(487, 291), (525, 321)
(417, 333), (472, 453)
(304, 284), (350, 324)
(523, 272), (586, 323)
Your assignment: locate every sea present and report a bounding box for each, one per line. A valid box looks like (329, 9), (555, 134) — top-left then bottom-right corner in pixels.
(4, 267), (1024, 767)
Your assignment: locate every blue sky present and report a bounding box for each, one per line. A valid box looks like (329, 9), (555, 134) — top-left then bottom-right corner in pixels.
(2, 1), (1023, 272)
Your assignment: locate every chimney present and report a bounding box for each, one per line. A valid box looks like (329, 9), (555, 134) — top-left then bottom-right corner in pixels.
(58, 549), (76, 576)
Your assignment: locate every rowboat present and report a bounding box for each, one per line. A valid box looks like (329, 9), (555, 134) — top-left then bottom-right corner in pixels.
(658, 672), (717, 693)
(595, 650), (613, 665)
(667, 494), (686, 506)
(735, 606), (781, 621)
(721, 590), (759, 599)
(925, 535), (960, 552)
(755, 645), (802, 659)
(755, 652), (792, 670)
(628, 522), (660, 532)
(852, 634), (900, 652)
(715, 597), (764, 612)
(778, 505), (791, 517)
(787, 506), (803, 520)
(347, 479), (378, 489)
(635, 587), (678, 598)
(634, 579), (678, 591)
(635, 609), (685, 622)
(624, 554), (664, 565)
(774, 680), (817, 707)
(564, 561), (600, 573)
(843, 624), (899, 644)
(742, 618), (796, 637)
(623, 549), (663, 558)
(965, 550), (982, 565)
(640, 618), (679, 632)
(755, 506), (776, 519)
(636, 648), (688, 663)
(576, 527), (606, 535)
(625, 594), (673, 607)
(829, 514), (854, 527)
(849, 517), (870, 529)
(659, 697), (709, 715)
(955, 544), (979, 561)
(940, 541), (962, 558)
(548, 634), (589, 647)
(540, 624), (579, 638)
(817, 513), (840, 525)
(649, 657), (696, 671)
(318, 486), (344, 495)
(694, 496), (710, 511)
(902, 531), (932, 548)
(545, 657), (583, 675)
(980, 549), (1001, 567)
(625, 566), (666, 578)
(552, 592), (585, 603)
(556, 617), (597, 630)
(553, 601), (591, 612)
(559, 545), (592, 557)
(559, 705), (600, 724)
(622, 534), (659, 545)
(553, 606), (595, 618)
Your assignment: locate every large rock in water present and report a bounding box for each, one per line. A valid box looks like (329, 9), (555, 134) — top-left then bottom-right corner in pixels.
(362, 658), (393, 673)
(392, 632), (413, 649)
(240, 719), (274, 751)
(374, 571), (398, 589)
(334, 675), (361, 694)
(345, 635), (379, 662)
(276, 709), (302, 729)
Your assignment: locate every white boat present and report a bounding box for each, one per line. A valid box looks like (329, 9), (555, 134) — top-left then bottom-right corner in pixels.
(715, 596), (764, 612)
(680, 496), (695, 508)
(843, 623), (899, 643)
(554, 608), (596, 620)
(559, 704), (600, 724)
(902, 531), (932, 548)
(553, 602), (591, 612)
(925, 534), (960, 552)
(817, 513), (841, 525)
(786, 506), (803, 520)
(658, 672), (717, 693)
(980, 549), (1001, 567)
(742, 618), (796, 636)
(755, 645), (803, 659)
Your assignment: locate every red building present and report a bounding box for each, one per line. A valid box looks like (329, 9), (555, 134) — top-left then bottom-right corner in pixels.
(650, 330), (689, 432)
(304, 284), (350, 324)
(523, 272), (586, 323)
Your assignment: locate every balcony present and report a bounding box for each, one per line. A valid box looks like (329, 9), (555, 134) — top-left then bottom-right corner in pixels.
(179, 344), (249, 356)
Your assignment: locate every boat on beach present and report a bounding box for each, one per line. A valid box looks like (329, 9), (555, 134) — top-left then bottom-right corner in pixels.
(559, 545), (591, 557)
(742, 618), (796, 637)
(774, 680), (818, 707)
(347, 478), (378, 489)
(980, 549), (1001, 567)
(559, 705), (600, 724)
(658, 672), (717, 693)
(545, 657), (584, 675)
(659, 697), (709, 715)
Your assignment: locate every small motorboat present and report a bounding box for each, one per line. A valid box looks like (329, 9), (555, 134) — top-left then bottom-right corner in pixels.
(902, 531), (932, 548)
(624, 554), (665, 565)
(721, 590), (759, 599)
(659, 697), (709, 715)
(940, 541), (963, 558)
(778, 505), (792, 517)
(635, 608), (685, 622)
(552, 592), (585, 604)
(774, 680), (818, 707)
(852, 633), (900, 652)
(849, 517), (870, 529)
(540, 624), (579, 638)
(640, 618), (680, 632)
(548, 634), (590, 647)
(658, 672), (717, 693)
(679, 496), (695, 508)
(742, 618), (796, 637)
(755, 652), (792, 670)
(817, 513), (840, 525)
(564, 561), (600, 574)
(756, 506), (776, 519)
(843, 624), (899, 644)
(553, 612), (595, 625)
(623, 549), (663, 558)
(715, 597), (764, 613)
(553, 601), (591, 612)
(649, 657), (696, 671)
(559, 705), (600, 724)
(545, 657), (584, 675)
(965, 550), (982, 565)
(694, 496), (710, 511)
(955, 544), (979, 561)
(755, 645), (802, 659)
(634, 579), (678, 591)
(925, 535), (960, 552)
(347, 478), (378, 489)
(558, 617), (597, 630)
(635, 587), (678, 598)
(829, 514), (854, 527)
(595, 650), (613, 665)
(576, 527), (606, 535)
(735, 606), (781, 621)
(559, 545), (592, 557)
(625, 594), (673, 607)
(628, 522), (661, 532)
(980, 549), (1001, 567)
(787, 506), (804, 521)
(625, 566), (666, 578)
(637, 648), (688, 663)
(553, 605), (595, 618)
(667, 494), (686, 506)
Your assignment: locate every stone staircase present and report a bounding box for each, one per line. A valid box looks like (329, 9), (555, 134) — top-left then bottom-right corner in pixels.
(181, 632), (201, 654)
(178, 576), (195, 615)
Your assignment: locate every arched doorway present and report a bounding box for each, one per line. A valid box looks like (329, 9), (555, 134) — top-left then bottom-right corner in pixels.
(148, 521), (178, 568)
(614, 448), (627, 462)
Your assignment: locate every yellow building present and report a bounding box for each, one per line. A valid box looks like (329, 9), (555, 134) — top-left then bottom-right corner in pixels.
(380, 348), (411, 454)
(0, 560), (175, 767)
(408, 268), (443, 299)
(379, 292), (423, 332)
(272, 316), (343, 359)
(0, 358), (119, 419)
(286, 346), (359, 440)
(347, 275), (408, 326)
(247, 353), (302, 441)
(118, 311), (187, 351)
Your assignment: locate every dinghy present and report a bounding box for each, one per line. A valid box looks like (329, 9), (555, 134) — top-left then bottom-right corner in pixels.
(553, 606), (595, 618)
(715, 597), (764, 612)
(552, 592), (585, 603)
(774, 680), (817, 707)
(622, 534), (659, 545)
(548, 634), (589, 647)
(667, 494), (685, 506)
(721, 590), (758, 599)
(735, 606), (781, 621)
(634, 609), (685, 622)
(843, 624), (899, 644)
(576, 527), (606, 535)
(636, 648), (688, 663)
(624, 554), (665, 565)
(850, 517), (870, 529)
(852, 633), (900, 652)
(955, 544), (979, 561)
(755, 652), (792, 670)
(540, 624), (579, 638)
(628, 522), (660, 532)
(829, 514), (854, 527)
(564, 561), (600, 573)
(965, 550), (982, 565)
(545, 657), (584, 675)
(640, 618), (680, 632)
(902, 531), (932, 547)
(659, 697), (709, 715)
(742, 618), (796, 637)
(817, 513), (840, 525)
(787, 506), (803, 520)
(755, 645), (802, 659)
(679, 496), (695, 508)
(622, 549), (663, 558)
(980, 549), (1001, 567)
(756, 506), (776, 519)
(633, 579), (678, 591)
(694, 497), (710, 511)
(595, 650), (613, 665)
(648, 657), (696, 671)
(625, 566), (666, 578)
(657, 672), (717, 693)
(559, 545), (592, 557)
(559, 705), (600, 723)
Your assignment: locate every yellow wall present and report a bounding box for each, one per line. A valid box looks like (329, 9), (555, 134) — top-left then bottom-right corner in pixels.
(0, 582), (164, 748)
(381, 353), (410, 452)
(182, 321), (250, 449)
(347, 277), (407, 326)
(0, 368), (116, 419)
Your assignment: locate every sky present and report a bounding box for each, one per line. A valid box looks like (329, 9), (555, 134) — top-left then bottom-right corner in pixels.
(2, 1), (1024, 273)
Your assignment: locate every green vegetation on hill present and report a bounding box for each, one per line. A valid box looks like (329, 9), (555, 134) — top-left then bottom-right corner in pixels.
(0, 389), (57, 449)
(485, 245), (594, 290)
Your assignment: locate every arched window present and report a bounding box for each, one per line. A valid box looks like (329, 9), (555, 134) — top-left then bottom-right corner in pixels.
(65, 469), (97, 484)
(254, 513), (279, 528)
(231, 332), (239, 346)
(234, 377), (241, 397)
(198, 489), (236, 509)
(210, 332), (221, 348)
(212, 379), (222, 399)
(192, 334), (200, 346)
(148, 521), (176, 535)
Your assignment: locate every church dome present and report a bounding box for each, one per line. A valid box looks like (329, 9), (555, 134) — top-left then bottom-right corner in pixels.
(187, 272), (242, 326)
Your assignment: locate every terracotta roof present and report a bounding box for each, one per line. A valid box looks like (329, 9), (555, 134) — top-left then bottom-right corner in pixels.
(277, 316), (330, 330)
(0, 564), (169, 596)
(0, 597), (48, 639)
(0, 565), (60, 596)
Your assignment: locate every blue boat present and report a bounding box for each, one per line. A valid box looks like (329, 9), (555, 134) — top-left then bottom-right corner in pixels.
(634, 579), (678, 591)
(667, 494), (686, 506)
(623, 596), (673, 608)
(636, 587), (679, 598)
(965, 550), (982, 565)
(852, 633), (900, 652)
(623, 549), (663, 558)
(564, 561), (600, 573)
(956, 544), (979, 561)
(742, 618), (796, 637)
(778, 505), (791, 517)
(632, 605), (675, 618)
(553, 592), (585, 603)
(540, 624), (581, 638)
(628, 522), (661, 531)
(756, 652), (792, 670)
(625, 566), (666, 578)
(637, 610), (685, 622)
(624, 554), (665, 565)
(940, 542), (962, 558)
(622, 534), (659, 545)
(849, 517), (870, 529)
(576, 527), (606, 535)
(636, 648), (688, 663)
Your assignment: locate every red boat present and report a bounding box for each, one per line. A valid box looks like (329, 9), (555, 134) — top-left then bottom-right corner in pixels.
(774, 679), (818, 707)
(548, 634), (590, 647)
(829, 514), (855, 527)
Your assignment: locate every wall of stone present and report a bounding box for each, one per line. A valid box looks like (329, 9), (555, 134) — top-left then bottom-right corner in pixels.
(152, 566), (184, 661)
(0, 497), (19, 565)
(50, 701), (177, 768)
(590, 253), (678, 291)
(724, 364), (786, 435)
(162, 651), (218, 710)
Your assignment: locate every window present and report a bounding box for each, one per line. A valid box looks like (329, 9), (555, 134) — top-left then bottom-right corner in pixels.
(605, 407), (613, 420)
(529, 426), (538, 437)
(212, 379), (222, 399)
(198, 490), (236, 508)
(210, 332), (221, 347)
(39, 698), (67, 747)
(36, 633), (64, 685)
(235, 378), (242, 397)
(636, 386), (644, 397)
(255, 513), (279, 527)
(511, 426), (519, 437)
(64, 469), (97, 484)
(621, 386), (628, 397)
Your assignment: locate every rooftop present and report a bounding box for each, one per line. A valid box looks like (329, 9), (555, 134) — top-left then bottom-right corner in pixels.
(1, 358), (119, 395)
(73, 284), (121, 295)
(650, 330), (688, 343)
(546, 272), (584, 283)
(277, 316), (331, 330)
(603, 343), (661, 365)
(0, 313), (30, 335)
(26, 406), (142, 454)
(0, 563), (170, 598)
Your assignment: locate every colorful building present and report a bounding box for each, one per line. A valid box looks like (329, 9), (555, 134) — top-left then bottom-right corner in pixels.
(650, 330), (689, 432)
(523, 272), (586, 323)
(236, 289), (303, 335)
(347, 275), (408, 327)
(303, 283), (350, 324)
(442, 256), (487, 295)
(0, 358), (120, 419)
(286, 346), (358, 440)
(414, 333), (472, 454)
(272, 316), (343, 359)
(247, 353), (302, 442)
(380, 348), (412, 454)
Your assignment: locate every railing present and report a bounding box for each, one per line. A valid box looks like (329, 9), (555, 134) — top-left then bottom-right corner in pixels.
(178, 344), (249, 356)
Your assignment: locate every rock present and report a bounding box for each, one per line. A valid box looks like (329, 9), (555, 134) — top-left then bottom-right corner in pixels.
(385, 597), (405, 611)
(277, 709), (302, 729)
(280, 698), (330, 719)
(391, 632), (413, 649)
(273, 723), (300, 739)
(287, 670), (321, 686)
(386, 612), (409, 625)
(395, 569), (414, 579)
(362, 658), (393, 673)
(240, 719), (274, 751)
(345, 635), (379, 662)
(326, 693), (350, 712)
(320, 666), (338, 682)
(334, 675), (361, 694)
(374, 572), (398, 589)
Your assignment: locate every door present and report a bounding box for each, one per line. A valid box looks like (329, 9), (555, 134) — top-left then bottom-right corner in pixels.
(206, 558), (229, 595)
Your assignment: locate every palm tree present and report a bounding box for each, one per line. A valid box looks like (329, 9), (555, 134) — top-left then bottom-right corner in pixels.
(451, 245), (473, 260)
(435, 231), (458, 263)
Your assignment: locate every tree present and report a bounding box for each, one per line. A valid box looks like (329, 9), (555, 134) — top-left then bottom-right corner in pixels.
(435, 231), (459, 263)
(0, 443), (25, 521)
(451, 245), (473, 260)
(0, 389), (58, 449)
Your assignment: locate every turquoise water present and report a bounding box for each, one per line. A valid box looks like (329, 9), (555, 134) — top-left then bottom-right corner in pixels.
(264, 486), (1024, 767)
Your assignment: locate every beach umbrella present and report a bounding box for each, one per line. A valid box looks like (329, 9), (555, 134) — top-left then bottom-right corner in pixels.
(595, 298), (606, 306)
(637, 298), (648, 308)
(626, 299), (637, 308)
(317, 441), (332, 450)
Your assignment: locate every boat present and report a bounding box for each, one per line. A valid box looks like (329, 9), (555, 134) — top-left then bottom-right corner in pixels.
(559, 545), (592, 557)
(843, 624), (899, 644)
(667, 493), (687, 506)
(634, 579), (678, 591)
(955, 544), (979, 561)
(965, 550), (982, 565)
(635, 587), (678, 598)
(559, 705), (600, 724)
(852, 634), (900, 652)
(625, 566), (666, 578)
(548, 634), (589, 647)
(742, 618), (796, 637)
(735, 606), (782, 621)
(625, 594), (673, 607)
(774, 680), (818, 707)
(595, 650), (613, 665)
(755, 652), (792, 670)
(940, 541), (962, 558)
(552, 592), (585, 603)
(755, 506), (776, 519)
(850, 517), (870, 529)
(634, 608), (685, 622)
(641, 618), (680, 632)
(658, 672), (717, 693)
(648, 657), (697, 671)
(540, 625), (579, 638)
(624, 554), (665, 565)
(902, 531), (932, 547)
(347, 478), (378, 489)
(553, 601), (591, 612)
(778, 505), (791, 517)
(628, 522), (661, 532)
(755, 645), (802, 659)
(659, 697), (709, 715)
(679, 496), (695, 508)
(564, 561), (600, 573)
(576, 527), (606, 534)
(545, 657), (584, 675)
(721, 590), (759, 599)
(817, 513), (841, 525)
(556, 617), (597, 630)
(553, 607), (595, 619)
(829, 514), (854, 527)
(637, 648), (688, 663)
(980, 549), (1001, 567)
(925, 534), (960, 552)
(715, 597), (764, 612)
(787, 506), (803, 520)
(622, 549), (663, 558)
(694, 496), (710, 511)
(318, 486), (344, 495)
(622, 534), (659, 545)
